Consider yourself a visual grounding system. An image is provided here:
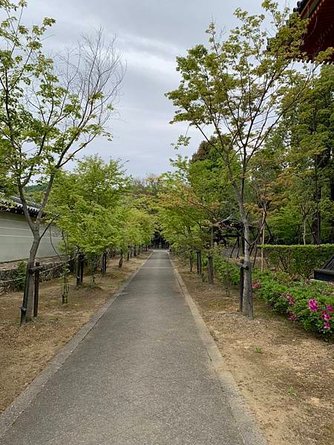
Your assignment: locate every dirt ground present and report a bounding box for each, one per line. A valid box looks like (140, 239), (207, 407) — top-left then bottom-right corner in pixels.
(0, 253), (149, 414)
(175, 258), (334, 445)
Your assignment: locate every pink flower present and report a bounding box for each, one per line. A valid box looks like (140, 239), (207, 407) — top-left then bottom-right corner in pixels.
(322, 311), (331, 322)
(252, 281), (261, 290)
(286, 293), (295, 306)
(288, 312), (298, 322)
(323, 321), (331, 331)
(308, 299), (319, 312)
(326, 305), (334, 313)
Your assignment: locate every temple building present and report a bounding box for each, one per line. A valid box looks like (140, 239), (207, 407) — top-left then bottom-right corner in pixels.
(294, 0), (334, 61)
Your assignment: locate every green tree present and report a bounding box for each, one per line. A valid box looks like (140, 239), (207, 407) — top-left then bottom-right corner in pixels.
(158, 163), (206, 252)
(166, 1), (318, 318)
(121, 206), (155, 257)
(279, 66), (334, 244)
(157, 155), (233, 280)
(0, 1), (124, 321)
(259, 66), (334, 245)
(49, 156), (128, 262)
(49, 156), (155, 279)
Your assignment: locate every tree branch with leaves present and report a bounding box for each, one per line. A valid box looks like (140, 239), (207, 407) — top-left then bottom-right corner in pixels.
(166, 0), (323, 318)
(0, 1), (124, 321)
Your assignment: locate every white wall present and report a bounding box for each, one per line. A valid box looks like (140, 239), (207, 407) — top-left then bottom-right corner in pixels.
(0, 212), (62, 262)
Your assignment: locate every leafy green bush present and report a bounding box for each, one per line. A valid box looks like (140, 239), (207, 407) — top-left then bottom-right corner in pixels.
(213, 254), (240, 287)
(261, 244), (334, 278)
(253, 270), (334, 338)
(15, 261), (27, 291)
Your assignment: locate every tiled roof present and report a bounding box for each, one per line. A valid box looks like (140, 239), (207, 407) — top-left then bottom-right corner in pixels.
(294, 0), (334, 62)
(294, 0), (320, 16)
(0, 195), (40, 216)
(294, 0), (308, 13)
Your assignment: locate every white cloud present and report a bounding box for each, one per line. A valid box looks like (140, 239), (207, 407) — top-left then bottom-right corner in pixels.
(123, 48), (178, 80)
(16, 0), (290, 177)
(120, 33), (182, 58)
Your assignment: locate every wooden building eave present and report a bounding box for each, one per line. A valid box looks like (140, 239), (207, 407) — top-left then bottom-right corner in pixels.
(294, 0), (334, 61)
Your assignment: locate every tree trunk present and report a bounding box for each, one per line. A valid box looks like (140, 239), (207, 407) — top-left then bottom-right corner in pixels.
(312, 160), (321, 244)
(196, 251), (202, 275)
(329, 175), (334, 242)
(303, 219), (307, 245)
(119, 251), (124, 268)
(189, 251), (193, 272)
(101, 251), (107, 274)
(260, 211), (266, 272)
(311, 211), (321, 245)
(242, 220), (253, 319)
(90, 255), (97, 285)
(21, 236), (40, 323)
(62, 265), (69, 305)
(207, 255), (214, 284)
(76, 253), (84, 286)
(208, 226), (214, 284)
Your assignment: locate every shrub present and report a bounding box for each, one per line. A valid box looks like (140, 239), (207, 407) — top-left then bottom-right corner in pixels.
(15, 261), (27, 291)
(260, 244), (334, 278)
(253, 270), (334, 338)
(213, 253), (240, 287)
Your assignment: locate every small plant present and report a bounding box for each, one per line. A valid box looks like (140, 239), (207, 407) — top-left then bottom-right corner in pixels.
(15, 261), (27, 291)
(255, 346), (263, 354)
(61, 263), (70, 304)
(287, 386), (297, 397)
(214, 253), (240, 291)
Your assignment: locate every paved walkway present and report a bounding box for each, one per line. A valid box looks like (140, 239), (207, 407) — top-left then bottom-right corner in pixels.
(1, 251), (249, 444)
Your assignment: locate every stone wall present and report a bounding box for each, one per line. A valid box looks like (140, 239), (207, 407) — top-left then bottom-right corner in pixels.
(0, 257), (70, 294)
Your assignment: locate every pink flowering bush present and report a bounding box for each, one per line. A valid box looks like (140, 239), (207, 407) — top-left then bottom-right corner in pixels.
(253, 270), (334, 338)
(308, 299), (318, 312)
(286, 293), (296, 306)
(288, 312), (298, 322)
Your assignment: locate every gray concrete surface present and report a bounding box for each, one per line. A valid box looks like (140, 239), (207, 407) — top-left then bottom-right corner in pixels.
(0, 251), (257, 445)
(0, 213), (62, 262)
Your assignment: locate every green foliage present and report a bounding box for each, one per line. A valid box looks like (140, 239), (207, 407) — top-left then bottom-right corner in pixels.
(166, 2), (315, 317)
(0, 1), (123, 320)
(166, 3), (310, 214)
(15, 260), (26, 290)
(157, 153), (236, 256)
(48, 156), (155, 259)
(70, 156), (129, 208)
(213, 253), (240, 287)
(253, 270), (334, 338)
(261, 244), (334, 278)
(24, 183), (47, 203)
(157, 159), (211, 252)
(265, 66), (334, 245)
(0, 1), (123, 226)
(287, 387), (297, 397)
(268, 205), (302, 245)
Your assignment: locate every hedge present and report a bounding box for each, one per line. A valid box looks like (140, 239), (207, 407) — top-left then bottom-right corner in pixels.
(260, 244), (334, 278)
(253, 270), (334, 338)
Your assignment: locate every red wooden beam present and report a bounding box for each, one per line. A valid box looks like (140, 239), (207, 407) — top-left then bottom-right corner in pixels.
(295, 0), (334, 61)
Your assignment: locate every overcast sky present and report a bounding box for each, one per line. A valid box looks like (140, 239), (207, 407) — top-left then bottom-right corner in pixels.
(24, 0), (290, 178)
